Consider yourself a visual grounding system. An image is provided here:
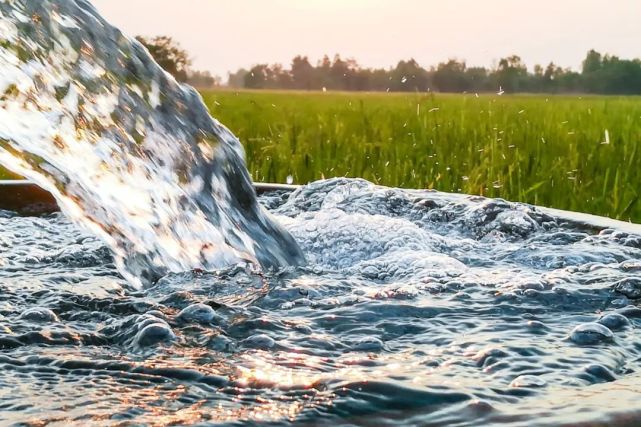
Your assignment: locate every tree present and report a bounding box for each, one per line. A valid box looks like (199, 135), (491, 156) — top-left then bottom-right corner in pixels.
(496, 55), (528, 92)
(224, 50), (641, 95)
(186, 70), (220, 89)
(582, 50), (602, 74)
(433, 59), (468, 92)
(227, 68), (248, 88)
(136, 35), (191, 82)
(581, 50), (641, 94)
(244, 64), (271, 89)
(317, 55), (333, 89)
(466, 67), (491, 92)
(290, 56), (315, 90)
(390, 59), (430, 92)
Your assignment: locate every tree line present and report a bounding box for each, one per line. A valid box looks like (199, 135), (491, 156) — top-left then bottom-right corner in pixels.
(228, 50), (641, 94)
(134, 36), (641, 94)
(135, 35), (221, 88)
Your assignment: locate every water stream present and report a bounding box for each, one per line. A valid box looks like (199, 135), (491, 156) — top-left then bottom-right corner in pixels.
(0, 1), (641, 426)
(0, 0), (303, 288)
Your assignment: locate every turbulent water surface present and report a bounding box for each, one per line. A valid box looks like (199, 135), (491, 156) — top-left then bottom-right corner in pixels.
(1, 178), (641, 426)
(1, 0), (641, 426)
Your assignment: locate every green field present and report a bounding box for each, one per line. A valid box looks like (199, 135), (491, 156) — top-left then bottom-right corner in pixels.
(1, 90), (639, 223)
(202, 90), (641, 223)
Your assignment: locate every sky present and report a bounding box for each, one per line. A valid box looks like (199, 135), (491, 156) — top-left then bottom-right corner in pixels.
(91, 0), (641, 78)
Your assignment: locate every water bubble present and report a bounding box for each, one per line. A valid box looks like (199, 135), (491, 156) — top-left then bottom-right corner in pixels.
(597, 313), (630, 331)
(570, 323), (614, 345)
(510, 375), (546, 388)
(583, 364), (617, 383)
(19, 308), (58, 323)
(134, 322), (176, 347)
(243, 334), (275, 350)
(209, 334), (236, 352)
(178, 303), (218, 324)
(353, 337), (384, 352)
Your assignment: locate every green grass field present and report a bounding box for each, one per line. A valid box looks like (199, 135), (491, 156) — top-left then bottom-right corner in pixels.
(202, 90), (641, 223)
(1, 90), (639, 223)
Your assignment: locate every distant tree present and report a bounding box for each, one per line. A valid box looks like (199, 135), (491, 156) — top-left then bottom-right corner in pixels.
(541, 62), (561, 91)
(227, 68), (248, 88)
(225, 50), (641, 95)
(598, 55), (641, 94)
(556, 69), (582, 93)
(186, 70), (220, 88)
(317, 55), (333, 89)
(136, 35), (191, 82)
(291, 56), (315, 90)
(328, 55), (362, 91)
(272, 63), (293, 89)
(368, 68), (391, 91)
(496, 55), (528, 92)
(433, 59), (468, 92)
(390, 59), (430, 91)
(330, 54), (350, 90)
(581, 50), (641, 94)
(466, 67), (491, 92)
(582, 50), (604, 92)
(244, 64), (271, 89)
(582, 50), (603, 74)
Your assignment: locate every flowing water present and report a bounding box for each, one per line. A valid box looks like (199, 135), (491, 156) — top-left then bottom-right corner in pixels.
(1, 1), (641, 426)
(0, 0), (303, 288)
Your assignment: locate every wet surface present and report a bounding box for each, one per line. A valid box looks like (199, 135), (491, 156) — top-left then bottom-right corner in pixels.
(0, 0), (303, 288)
(2, 179), (641, 426)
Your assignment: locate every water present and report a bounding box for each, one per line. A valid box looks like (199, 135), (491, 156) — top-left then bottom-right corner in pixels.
(2, 179), (641, 425)
(1, 1), (641, 426)
(0, 0), (303, 288)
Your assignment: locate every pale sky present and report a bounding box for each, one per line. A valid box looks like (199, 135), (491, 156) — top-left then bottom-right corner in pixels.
(91, 0), (641, 78)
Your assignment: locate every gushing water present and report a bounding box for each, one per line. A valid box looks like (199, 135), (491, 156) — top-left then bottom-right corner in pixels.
(0, 0), (303, 288)
(1, 1), (641, 426)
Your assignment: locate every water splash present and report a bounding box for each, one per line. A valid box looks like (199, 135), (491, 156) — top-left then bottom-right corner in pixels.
(0, 0), (304, 287)
(2, 179), (641, 425)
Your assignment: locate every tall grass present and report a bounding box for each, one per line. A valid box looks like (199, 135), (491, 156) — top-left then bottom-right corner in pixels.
(202, 90), (641, 222)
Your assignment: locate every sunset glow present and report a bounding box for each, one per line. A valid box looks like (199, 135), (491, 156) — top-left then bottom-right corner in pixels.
(91, 0), (641, 78)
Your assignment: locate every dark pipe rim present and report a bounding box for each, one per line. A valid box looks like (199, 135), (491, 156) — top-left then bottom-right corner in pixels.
(1, 180), (640, 236)
(0, 180), (300, 216)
